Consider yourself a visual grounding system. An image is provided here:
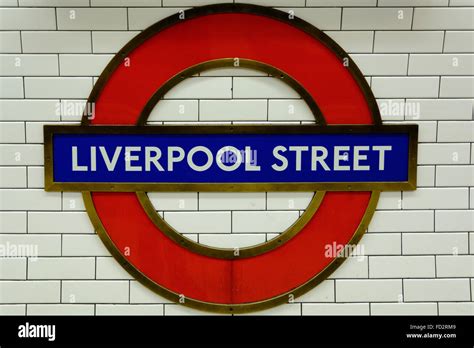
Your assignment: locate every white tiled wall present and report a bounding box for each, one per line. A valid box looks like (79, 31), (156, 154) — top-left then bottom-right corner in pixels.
(0, 1), (472, 316)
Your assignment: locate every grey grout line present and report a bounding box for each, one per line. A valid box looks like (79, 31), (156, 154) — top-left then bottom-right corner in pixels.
(0, 277), (471, 281)
(401, 278), (405, 304)
(126, 7), (129, 31)
(54, 7), (58, 31)
(339, 7), (343, 31)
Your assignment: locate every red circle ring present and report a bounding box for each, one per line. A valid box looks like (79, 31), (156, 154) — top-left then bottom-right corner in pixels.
(82, 4), (381, 313)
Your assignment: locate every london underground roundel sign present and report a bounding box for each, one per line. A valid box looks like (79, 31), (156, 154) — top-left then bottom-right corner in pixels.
(44, 4), (417, 313)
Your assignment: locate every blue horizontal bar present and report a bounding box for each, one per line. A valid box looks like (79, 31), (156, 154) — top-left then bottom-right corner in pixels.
(52, 132), (410, 184)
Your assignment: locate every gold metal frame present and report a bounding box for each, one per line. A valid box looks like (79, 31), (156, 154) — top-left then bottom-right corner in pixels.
(40, 4), (417, 312)
(44, 124), (418, 193)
